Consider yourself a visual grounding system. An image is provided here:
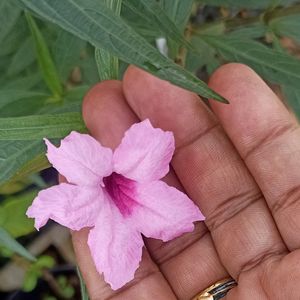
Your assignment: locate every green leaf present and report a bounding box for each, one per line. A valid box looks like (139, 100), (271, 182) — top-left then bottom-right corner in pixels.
(7, 37), (36, 77)
(0, 227), (36, 261)
(0, 178), (30, 195)
(0, 105), (85, 185)
(0, 90), (48, 111)
(35, 255), (55, 268)
(0, 140), (47, 186)
(120, 4), (160, 40)
(161, 0), (194, 29)
(124, 0), (192, 47)
(186, 36), (216, 73)
(228, 23), (267, 39)
(0, 16), (28, 57)
(0, 112), (87, 140)
(25, 12), (63, 98)
(123, 0), (195, 60)
(0, 95), (49, 118)
(20, 0), (227, 102)
(0, 0), (22, 43)
(95, 0), (122, 81)
(282, 86), (300, 119)
(202, 36), (300, 88)
(23, 255), (55, 292)
(2, 73), (42, 90)
(0, 89), (50, 117)
(77, 267), (89, 300)
(53, 29), (86, 81)
(95, 47), (120, 80)
(198, 0), (296, 9)
(270, 14), (300, 43)
(23, 269), (39, 292)
(0, 191), (36, 238)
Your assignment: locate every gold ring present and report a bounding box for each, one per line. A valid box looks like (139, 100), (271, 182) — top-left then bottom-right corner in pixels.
(192, 278), (237, 300)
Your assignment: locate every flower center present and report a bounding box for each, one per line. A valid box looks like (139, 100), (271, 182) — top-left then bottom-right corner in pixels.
(103, 172), (137, 217)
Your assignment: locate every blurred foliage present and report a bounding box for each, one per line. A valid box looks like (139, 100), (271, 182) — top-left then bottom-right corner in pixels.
(0, 191), (36, 238)
(23, 255), (55, 292)
(1, 0), (300, 298)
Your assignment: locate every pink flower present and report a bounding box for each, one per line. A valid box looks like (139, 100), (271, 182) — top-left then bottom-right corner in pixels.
(27, 119), (204, 289)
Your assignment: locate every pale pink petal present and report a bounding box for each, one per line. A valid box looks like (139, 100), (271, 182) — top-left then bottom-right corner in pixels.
(26, 183), (102, 231)
(131, 180), (204, 242)
(88, 197), (144, 290)
(113, 119), (175, 182)
(45, 131), (113, 186)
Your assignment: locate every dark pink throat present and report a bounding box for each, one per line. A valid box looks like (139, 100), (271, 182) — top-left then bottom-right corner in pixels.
(103, 172), (137, 217)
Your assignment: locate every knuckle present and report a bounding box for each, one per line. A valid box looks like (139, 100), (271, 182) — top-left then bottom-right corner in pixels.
(205, 189), (263, 232)
(272, 184), (300, 215)
(243, 122), (298, 161)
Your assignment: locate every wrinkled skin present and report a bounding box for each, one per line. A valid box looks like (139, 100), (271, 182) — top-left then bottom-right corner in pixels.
(70, 64), (300, 300)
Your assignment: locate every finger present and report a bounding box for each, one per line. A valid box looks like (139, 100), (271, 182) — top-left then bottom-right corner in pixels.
(123, 66), (287, 281)
(83, 80), (227, 300)
(74, 81), (176, 300)
(209, 63), (300, 250)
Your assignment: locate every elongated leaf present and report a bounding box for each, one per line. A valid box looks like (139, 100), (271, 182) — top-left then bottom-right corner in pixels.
(95, 0), (122, 81)
(0, 140), (46, 186)
(0, 90), (48, 111)
(186, 36), (217, 73)
(202, 36), (300, 88)
(95, 47), (120, 80)
(270, 14), (300, 43)
(0, 108), (86, 185)
(0, 112), (86, 140)
(126, 0), (193, 47)
(228, 23), (267, 39)
(0, 95), (49, 118)
(3, 73), (41, 90)
(23, 270), (38, 292)
(121, 2), (160, 39)
(20, 0), (227, 102)
(25, 12), (63, 98)
(0, 16), (27, 57)
(123, 0), (199, 63)
(282, 86), (300, 119)
(161, 0), (194, 29)
(77, 267), (89, 300)
(53, 29), (86, 81)
(198, 0), (297, 9)
(0, 0), (21, 43)
(0, 227), (36, 261)
(7, 37), (36, 77)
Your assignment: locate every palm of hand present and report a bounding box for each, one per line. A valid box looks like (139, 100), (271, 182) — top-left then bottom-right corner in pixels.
(71, 64), (300, 300)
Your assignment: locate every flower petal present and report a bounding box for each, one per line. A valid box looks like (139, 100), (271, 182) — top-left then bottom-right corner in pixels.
(88, 198), (144, 290)
(132, 180), (205, 242)
(26, 183), (102, 231)
(45, 131), (113, 186)
(113, 119), (175, 182)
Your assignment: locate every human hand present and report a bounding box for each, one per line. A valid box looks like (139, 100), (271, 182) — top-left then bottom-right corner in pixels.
(72, 63), (300, 299)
